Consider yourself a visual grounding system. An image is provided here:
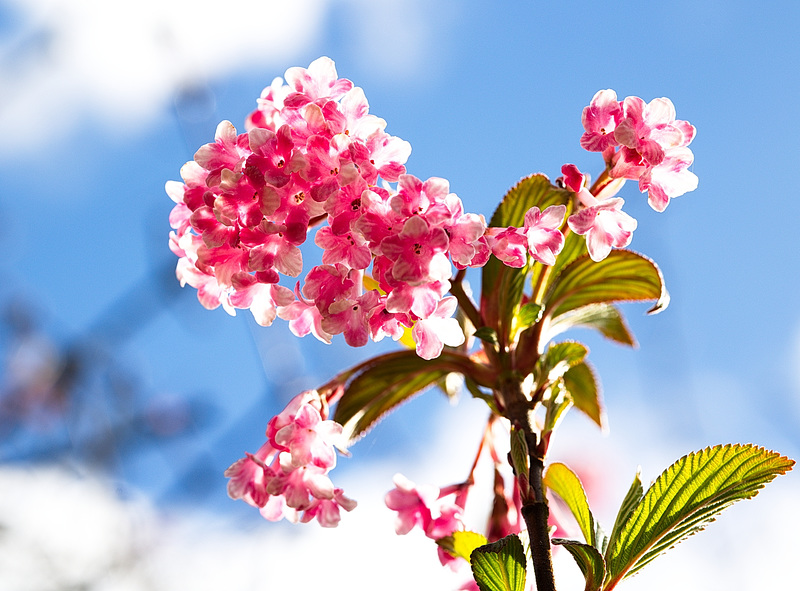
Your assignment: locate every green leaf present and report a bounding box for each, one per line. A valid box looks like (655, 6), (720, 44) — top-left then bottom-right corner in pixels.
(517, 302), (543, 327)
(543, 463), (596, 547)
(437, 530), (488, 562)
(481, 175), (571, 349)
(543, 303), (636, 347)
(603, 444), (795, 590)
(542, 250), (669, 322)
(474, 326), (500, 347)
(552, 540), (605, 591)
(562, 361), (605, 429)
(332, 350), (493, 445)
(471, 534), (527, 591)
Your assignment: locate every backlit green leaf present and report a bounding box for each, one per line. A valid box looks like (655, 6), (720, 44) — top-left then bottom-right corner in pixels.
(471, 534), (527, 591)
(562, 361), (604, 429)
(605, 469), (643, 558)
(543, 303), (636, 347)
(552, 540), (605, 591)
(332, 350), (494, 445)
(603, 444), (795, 590)
(544, 463), (596, 547)
(543, 250), (668, 322)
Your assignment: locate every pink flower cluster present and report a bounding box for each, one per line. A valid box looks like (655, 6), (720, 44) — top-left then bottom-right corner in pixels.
(168, 57), (572, 359)
(385, 473), (468, 567)
(224, 390), (355, 527)
(580, 89), (698, 212)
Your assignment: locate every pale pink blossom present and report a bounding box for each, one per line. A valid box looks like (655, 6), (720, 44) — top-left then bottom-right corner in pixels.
(614, 96), (685, 166)
(487, 226), (528, 268)
(412, 296), (466, 360)
(224, 442), (275, 508)
(580, 89), (622, 155)
(385, 474), (466, 540)
(277, 286), (334, 344)
(638, 146), (698, 212)
(385, 473), (440, 535)
(301, 489), (358, 527)
(568, 197), (637, 262)
(522, 205), (567, 266)
(578, 91), (697, 212)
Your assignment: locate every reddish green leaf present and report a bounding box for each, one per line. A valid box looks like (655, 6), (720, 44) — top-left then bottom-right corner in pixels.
(543, 303), (636, 347)
(542, 250), (668, 322)
(332, 350), (494, 445)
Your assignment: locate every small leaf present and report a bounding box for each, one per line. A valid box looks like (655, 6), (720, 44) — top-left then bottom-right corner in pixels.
(437, 530), (488, 562)
(543, 250), (669, 322)
(471, 534), (527, 591)
(544, 463), (596, 547)
(543, 303), (636, 347)
(603, 444), (795, 590)
(488, 174), (571, 229)
(516, 302), (543, 327)
(562, 361), (605, 429)
(552, 539), (605, 591)
(474, 326), (500, 346)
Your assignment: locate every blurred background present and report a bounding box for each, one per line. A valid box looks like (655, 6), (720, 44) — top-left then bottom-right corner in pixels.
(0, 1), (798, 589)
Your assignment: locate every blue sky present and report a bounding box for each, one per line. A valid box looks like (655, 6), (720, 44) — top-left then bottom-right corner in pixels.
(1, 0), (798, 589)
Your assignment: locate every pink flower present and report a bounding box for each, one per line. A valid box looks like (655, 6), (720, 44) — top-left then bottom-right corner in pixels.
(301, 489), (358, 528)
(385, 474), (466, 540)
(487, 226), (528, 268)
(488, 205), (566, 267)
(385, 474), (440, 535)
(380, 216), (452, 286)
(578, 91), (698, 212)
(580, 89), (622, 155)
(614, 96), (685, 166)
(224, 442), (276, 508)
(522, 205), (567, 266)
(271, 402), (342, 470)
(411, 296), (466, 360)
(278, 285), (334, 343)
(638, 146), (698, 212)
(568, 197), (637, 262)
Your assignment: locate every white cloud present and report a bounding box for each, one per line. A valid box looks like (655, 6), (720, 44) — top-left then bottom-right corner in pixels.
(0, 0), (330, 151)
(0, 0), (443, 154)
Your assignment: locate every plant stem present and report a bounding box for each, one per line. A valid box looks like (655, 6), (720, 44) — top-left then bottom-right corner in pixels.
(524, 455), (556, 591)
(501, 378), (557, 591)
